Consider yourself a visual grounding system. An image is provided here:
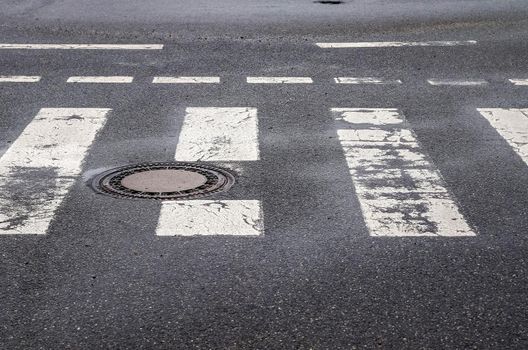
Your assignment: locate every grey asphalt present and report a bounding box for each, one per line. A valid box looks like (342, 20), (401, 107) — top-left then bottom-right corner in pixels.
(1, 1), (528, 349)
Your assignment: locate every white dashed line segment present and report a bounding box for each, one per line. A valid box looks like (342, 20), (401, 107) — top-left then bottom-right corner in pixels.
(0, 108), (111, 235)
(152, 76), (220, 84)
(247, 77), (313, 84)
(67, 76), (134, 83)
(332, 108), (475, 237)
(0, 44), (163, 50)
(0, 75), (41, 83)
(316, 41), (477, 48)
(477, 108), (528, 165)
(334, 77), (402, 85)
(509, 79), (528, 86)
(427, 79), (488, 86)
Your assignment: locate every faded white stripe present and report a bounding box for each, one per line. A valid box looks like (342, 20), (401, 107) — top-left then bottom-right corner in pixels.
(247, 77), (313, 84)
(316, 41), (477, 48)
(67, 76), (134, 83)
(0, 44), (163, 50)
(152, 76), (220, 84)
(427, 79), (488, 86)
(477, 108), (528, 165)
(333, 108), (475, 237)
(334, 77), (402, 85)
(0, 108), (111, 235)
(0, 75), (41, 83)
(509, 79), (528, 86)
(157, 200), (263, 236)
(175, 107), (259, 161)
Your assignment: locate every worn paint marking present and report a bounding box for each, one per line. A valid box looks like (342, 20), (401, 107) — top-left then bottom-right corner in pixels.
(175, 107), (259, 161)
(246, 77), (313, 84)
(157, 200), (263, 236)
(152, 76), (220, 84)
(332, 108), (475, 237)
(316, 41), (477, 48)
(0, 44), (163, 50)
(334, 77), (402, 85)
(67, 76), (134, 83)
(0, 108), (111, 234)
(427, 79), (488, 86)
(477, 108), (528, 165)
(0, 76), (41, 83)
(509, 79), (528, 86)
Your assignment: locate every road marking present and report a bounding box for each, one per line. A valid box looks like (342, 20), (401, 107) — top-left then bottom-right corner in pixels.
(67, 76), (134, 83)
(427, 79), (488, 86)
(152, 76), (220, 84)
(316, 40), (477, 48)
(477, 108), (528, 165)
(175, 107), (259, 161)
(0, 75), (41, 83)
(0, 44), (163, 50)
(332, 108), (475, 237)
(247, 77), (313, 84)
(0, 108), (111, 235)
(334, 77), (402, 85)
(157, 200), (263, 236)
(509, 79), (528, 86)
(158, 107), (263, 236)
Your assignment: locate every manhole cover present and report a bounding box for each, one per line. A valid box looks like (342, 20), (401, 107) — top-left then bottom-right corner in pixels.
(91, 162), (235, 200)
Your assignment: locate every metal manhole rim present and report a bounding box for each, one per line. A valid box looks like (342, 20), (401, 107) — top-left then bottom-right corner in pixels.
(90, 161), (236, 200)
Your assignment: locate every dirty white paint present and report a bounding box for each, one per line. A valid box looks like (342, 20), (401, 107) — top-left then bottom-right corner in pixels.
(334, 77), (402, 85)
(0, 44), (163, 50)
(67, 76), (134, 83)
(156, 200), (263, 236)
(0, 76), (41, 83)
(175, 107), (259, 161)
(246, 77), (313, 84)
(0, 108), (111, 234)
(152, 76), (220, 84)
(509, 79), (528, 86)
(332, 108), (475, 237)
(477, 108), (528, 165)
(316, 41), (477, 48)
(427, 79), (488, 86)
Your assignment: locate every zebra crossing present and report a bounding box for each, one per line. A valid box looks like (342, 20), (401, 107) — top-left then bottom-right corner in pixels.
(0, 103), (526, 237)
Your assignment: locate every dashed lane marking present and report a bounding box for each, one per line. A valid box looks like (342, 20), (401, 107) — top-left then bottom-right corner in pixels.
(427, 79), (488, 86)
(157, 107), (263, 236)
(334, 77), (402, 85)
(509, 79), (528, 86)
(0, 108), (111, 235)
(332, 108), (475, 237)
(152, 76), (220, 84)
(0, 75), (41, 83)
(67, 76), (134, 83)
(316, 40), (477, 48)
(0, 44), (163, 50)
(246, 77), (313, 84)
(477, 108), (528, 165)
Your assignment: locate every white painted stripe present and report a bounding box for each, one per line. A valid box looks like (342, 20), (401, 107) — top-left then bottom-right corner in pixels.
(427, 79), (488, 86)
(316, 40), (477, 48)
(509, 79), (528, 86)
(67, 76), (134, 83)
(175, 107), (259, 161)
(334, 77), (402, 85)
(332, 108), (475, 237)
(477, 108), (528, 165)
(247, 77), (313, 84)
(0, 108), (111, 235)
(0, 75), (41, 83)
(0, 44), (163, 50)
(152, 76), (220, 84)
(157, 200), (263, 236)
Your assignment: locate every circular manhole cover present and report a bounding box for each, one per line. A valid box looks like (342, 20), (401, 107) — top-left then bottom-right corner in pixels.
(91, 162), (235, 200)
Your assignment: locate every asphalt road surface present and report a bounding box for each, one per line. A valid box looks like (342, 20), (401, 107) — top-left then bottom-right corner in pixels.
(1, 1), (528, 349)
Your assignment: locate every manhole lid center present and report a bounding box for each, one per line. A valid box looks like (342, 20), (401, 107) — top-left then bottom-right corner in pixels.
(120, 169), (208, 193)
